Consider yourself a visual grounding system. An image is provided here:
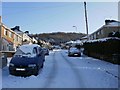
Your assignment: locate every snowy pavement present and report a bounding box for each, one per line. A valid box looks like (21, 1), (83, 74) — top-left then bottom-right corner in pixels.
(2, 49), (119, 88)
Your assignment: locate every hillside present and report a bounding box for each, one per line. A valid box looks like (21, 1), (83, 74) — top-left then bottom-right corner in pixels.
(31, 32), (86, 45)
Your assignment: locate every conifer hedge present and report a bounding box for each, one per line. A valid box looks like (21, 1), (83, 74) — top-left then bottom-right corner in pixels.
(83, 38), (120, 64)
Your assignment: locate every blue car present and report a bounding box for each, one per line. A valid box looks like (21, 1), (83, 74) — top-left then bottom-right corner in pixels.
(9, 44), (45, 76)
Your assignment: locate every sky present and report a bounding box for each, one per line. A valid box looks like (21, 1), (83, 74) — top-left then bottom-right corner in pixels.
(1, 1), (118, 34)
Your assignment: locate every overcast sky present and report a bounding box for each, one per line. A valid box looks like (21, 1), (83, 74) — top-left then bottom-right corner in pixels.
(2, 1), (118, 34)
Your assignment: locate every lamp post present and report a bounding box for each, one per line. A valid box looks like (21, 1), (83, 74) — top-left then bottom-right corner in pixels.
(73, 26), (77, 33)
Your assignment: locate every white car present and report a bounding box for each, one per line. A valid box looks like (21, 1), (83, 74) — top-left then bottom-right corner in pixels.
(68, 47), (81, 57)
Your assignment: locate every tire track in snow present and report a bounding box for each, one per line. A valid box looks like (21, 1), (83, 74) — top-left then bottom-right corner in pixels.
(60, 52), (86, 88)
(43, 51), (58, 88)
(106, 71), (120, 80)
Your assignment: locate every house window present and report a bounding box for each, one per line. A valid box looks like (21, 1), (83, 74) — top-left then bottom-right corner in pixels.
(94, 34), (96, 39)
(14, 35), (17, 42)
(9, 32), (12, 38)
(18, 37), (20, 42)
(99, 30), (101, 35)
(92, 35), (94, 40)
(4, 28), (7, 36)
(14, 35), (18, 42)
(18, 37), (19, 42)
(101, 30), (103, 35)
(17, 36), (18, 42)
(97, 31), (100, 35)
(19, 38), (22, 43)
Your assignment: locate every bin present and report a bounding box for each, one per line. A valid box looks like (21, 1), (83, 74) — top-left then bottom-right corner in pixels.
(0, 53), (7, 68)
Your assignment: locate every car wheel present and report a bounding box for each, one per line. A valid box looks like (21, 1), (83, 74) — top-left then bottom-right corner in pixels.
(9, 71), (13, 75)
(34, 66), (39, 76)
(78, 54), (81, 57)
(9, 69), (14, 75)
(43, 59), (45, 62)
(41, 63), (44, 68)
(68, 54), (72, 57)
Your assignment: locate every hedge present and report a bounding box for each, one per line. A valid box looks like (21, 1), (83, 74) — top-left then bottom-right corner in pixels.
(83, 37), (120, 64)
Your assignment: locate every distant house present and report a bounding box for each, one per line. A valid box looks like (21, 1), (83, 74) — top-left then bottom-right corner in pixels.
(88, 20), (120, 40)
(80, 36), (88, 42)
(32, 37), (38, 44)
(0, 16), (22, 51)
(11, 26), (33, 45)
(28, 34), (38, 44)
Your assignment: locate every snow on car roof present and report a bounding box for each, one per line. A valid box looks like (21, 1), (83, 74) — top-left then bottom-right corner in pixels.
(19, 44), (40, 54)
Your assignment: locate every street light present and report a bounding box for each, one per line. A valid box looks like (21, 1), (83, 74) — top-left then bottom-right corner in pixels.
(73, 26), (77, 33)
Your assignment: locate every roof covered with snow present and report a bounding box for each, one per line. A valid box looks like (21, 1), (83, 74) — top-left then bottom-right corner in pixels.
(105, 20), (120, 27)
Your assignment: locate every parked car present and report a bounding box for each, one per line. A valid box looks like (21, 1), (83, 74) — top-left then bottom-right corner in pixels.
(9, 44), (45, 76)
(42, 48), (49, 55)
(53, 45), (61, 50)
(68, 47), (81, 57)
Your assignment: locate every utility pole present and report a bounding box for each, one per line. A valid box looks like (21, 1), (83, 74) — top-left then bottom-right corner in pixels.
(84, 2), (89, 40)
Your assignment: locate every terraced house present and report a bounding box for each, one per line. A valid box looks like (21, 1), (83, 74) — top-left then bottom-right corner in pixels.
(11, 26), (33, 45)
(0, 16), (22, 51)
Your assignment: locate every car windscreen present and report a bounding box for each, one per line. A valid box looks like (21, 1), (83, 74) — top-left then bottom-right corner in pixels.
(14, 49), (25, 55)
(70, 48), (77, 50)
(14, 48), (36, 57)
(70, 48), (79, 52)
(14, 49), (32, 56)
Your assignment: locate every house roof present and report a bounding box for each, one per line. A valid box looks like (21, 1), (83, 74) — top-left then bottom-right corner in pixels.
(89, 20), (120, 36)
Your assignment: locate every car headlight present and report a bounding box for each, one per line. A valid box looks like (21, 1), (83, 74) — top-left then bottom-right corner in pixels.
(28, 64), (36, 67)
(9, 63), (14, 67)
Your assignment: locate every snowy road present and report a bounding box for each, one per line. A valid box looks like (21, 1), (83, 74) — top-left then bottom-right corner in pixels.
(2, 50), (119, 88)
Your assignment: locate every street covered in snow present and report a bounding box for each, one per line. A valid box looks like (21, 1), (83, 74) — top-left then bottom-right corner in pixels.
(1, 49), (119, 88)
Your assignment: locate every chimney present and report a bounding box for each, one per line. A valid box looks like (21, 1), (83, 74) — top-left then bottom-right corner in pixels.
(105, 20), (110, 25)
(24, 31), (29, 35)
(105, 20), (117, 25)
(15, 26), (20, 30)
